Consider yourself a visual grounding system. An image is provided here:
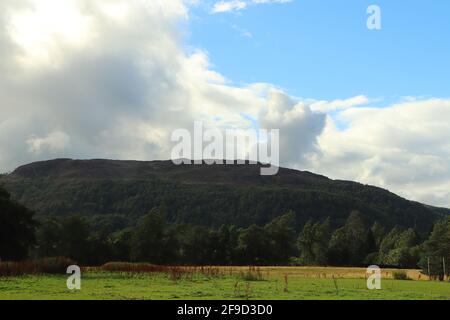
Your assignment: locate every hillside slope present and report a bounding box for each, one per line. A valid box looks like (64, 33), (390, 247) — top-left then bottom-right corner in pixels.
(1, 159), (447, 233)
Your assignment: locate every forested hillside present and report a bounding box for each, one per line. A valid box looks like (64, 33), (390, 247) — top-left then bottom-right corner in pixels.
(0, 159), (449, 272)
(0, 159), (446, 234)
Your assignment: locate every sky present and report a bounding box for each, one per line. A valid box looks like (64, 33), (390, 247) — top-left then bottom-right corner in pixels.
(0, 0), (449, 207)
(189, 0), (450, 100)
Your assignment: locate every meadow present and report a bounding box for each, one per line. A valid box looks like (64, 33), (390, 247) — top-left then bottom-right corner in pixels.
(0, 266), (449, 300)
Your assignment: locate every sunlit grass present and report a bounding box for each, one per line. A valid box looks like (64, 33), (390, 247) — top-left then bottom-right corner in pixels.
(0, 267), (448, 300)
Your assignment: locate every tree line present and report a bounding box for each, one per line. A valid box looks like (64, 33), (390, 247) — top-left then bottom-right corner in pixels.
(1, 187), (449, 278)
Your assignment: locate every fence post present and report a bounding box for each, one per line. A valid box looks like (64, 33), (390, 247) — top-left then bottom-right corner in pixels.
(443, 257), (446, 280)
(427, 257), (431, 280)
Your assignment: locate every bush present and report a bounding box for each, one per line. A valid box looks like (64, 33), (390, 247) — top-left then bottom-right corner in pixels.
(36, 257), (76, 274)
(100, 262), (223, 281)
(393, 271), (411, 280)
(0, 257), (75, 277)
(239, 267), (264, 281)
(363, 252), (380, 265)
(0, 261), (36, 277)
(101, 262), (160, 273)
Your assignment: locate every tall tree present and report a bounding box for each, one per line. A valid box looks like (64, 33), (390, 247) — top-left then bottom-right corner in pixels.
(87, 232), (113, 265)
(36, 218), (63, 258)
(378, 228), (420, 268)
(297, 218), (331, 265)
(110, 228), (133, 261)
(265, 211), (297, 263)
(312, 218), (332, 265)
(370, 222), (386, 247)
(130, 207), (167, 263)
(209, 225), (239, 265)
(297, 220), (315, 264)
(0, 188), (37, 261)
(178, 225), (214, 265)
(419, 216), (450, 277)
(237, 225), (271, 265)
(60, 215), (91, 264)
(328, 211), (367, 266)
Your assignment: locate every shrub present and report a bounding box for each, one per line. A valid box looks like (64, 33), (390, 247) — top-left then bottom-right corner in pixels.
(239, 266), (264, 281)
(100, 262), (222, 281)
(0, 261), (36, 277)
(393, 271), (411, 280)
(36, 257), (76, 274)
(0, 257), (75, 277)
(101, 262), (161, 273)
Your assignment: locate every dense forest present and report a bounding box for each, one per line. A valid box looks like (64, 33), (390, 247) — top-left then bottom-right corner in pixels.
(1, 159), (447, 234)
(1, 184), (449, 278)
(0, 187), (36, 261)
(1, 159), (449, 278)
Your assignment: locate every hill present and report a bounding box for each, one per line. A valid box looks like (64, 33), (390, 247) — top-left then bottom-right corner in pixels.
(0, 159), (448, 234)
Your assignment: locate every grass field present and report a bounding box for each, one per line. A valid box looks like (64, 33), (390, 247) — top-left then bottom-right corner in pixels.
(0, 267), (449, 300)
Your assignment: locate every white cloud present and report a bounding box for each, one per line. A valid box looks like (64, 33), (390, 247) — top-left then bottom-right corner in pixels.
(305, 98), (450, 207)
(212, 0), (292, 14)
(260, 89), (326, 166)
(310, 95), (369, 113)
(252, 0), (292, 3)
(212, 0), (247, 13)
(27, 131), (70, 154)
(232, 25), (253, 38)
(0, 0), (310, 169)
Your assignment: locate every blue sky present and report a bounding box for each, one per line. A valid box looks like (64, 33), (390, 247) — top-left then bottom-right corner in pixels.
(188, 0), (450, 101)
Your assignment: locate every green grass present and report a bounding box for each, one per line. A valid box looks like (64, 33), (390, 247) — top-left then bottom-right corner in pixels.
(0, 270), (449, 300)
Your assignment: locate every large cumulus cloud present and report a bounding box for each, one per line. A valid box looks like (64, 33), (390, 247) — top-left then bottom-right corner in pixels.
(0, 0), (325, 171)
(306, 98), (450, 207)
